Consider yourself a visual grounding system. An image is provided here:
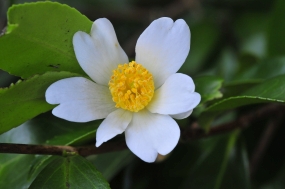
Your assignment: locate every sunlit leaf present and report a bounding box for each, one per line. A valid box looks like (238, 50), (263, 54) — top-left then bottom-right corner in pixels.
(0, 2), (92, 78)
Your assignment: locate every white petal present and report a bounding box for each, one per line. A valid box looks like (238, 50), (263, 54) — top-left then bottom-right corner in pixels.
(171, 109), (193, 120)
(96, 109), (133, 147)
(147, 73), (201, 115)
(46, 77), (116, 122)
(135, 17), (190, 88)
(73, 18), (129, 86)
(125, 109), (180, 163)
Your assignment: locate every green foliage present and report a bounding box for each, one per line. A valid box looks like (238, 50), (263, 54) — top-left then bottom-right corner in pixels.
(0, 2), (92, 78)
(0, 71), (79, 134)
(0, 113), (102, 188)
(206, 74), (285, 112)
(126, 132), (249, 189)
(194, 75), (223, 104)
(27, 113), (100, 179)
(0, 0), (285, 188)
(29, 155), (110, 189)
(87, 151), (134, 181)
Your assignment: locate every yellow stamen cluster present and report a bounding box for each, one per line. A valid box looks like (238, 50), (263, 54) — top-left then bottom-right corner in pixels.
(109, 61), (155, 112)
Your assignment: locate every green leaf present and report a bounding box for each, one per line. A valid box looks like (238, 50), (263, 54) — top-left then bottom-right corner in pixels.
(173, 133), (239, 189)
(87, 151), (134, 181)
(0, 154), (35, 189)
(222, 79), (262, 98)
(205, 74), (285, 112)
(0, 71), (79, 134)
(0, 122), (39, 189)
(194, 75), (223, 104)
(219, 137), (250, 189)
(28, 113), (100, 179)
(128, 132), (249, 189)
(0, 2), (92, 78)
(0, 113), (100, 189)
(254, 57), (285, 79)
(235, 57), (285, 82)
(184, 132), (249, 189)
(29, 156), (110, 189)
(267, 0), (285, 56)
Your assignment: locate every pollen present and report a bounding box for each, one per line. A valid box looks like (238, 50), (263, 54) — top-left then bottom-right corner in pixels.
(109, 61), (155, 112)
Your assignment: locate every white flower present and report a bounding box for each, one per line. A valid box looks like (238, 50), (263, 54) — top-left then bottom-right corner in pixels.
(45, 17), (201, 163)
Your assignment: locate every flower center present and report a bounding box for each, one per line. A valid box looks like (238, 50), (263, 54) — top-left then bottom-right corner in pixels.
(109, 61), (155, 112)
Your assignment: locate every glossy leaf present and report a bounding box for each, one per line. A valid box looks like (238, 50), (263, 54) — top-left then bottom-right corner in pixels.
(205, 74), (285, 112)
(223, 80), (262, 98)
(194, 75), (223, 104)
(29, 156), (110, 189)
(0, 2), (92, 78)
(0, 71), (79, 134)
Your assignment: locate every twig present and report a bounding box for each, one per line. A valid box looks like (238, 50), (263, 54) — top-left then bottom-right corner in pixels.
(0, 104), (283, 156)
(0, 140), (127, 157)
(181, 104), (285, 141)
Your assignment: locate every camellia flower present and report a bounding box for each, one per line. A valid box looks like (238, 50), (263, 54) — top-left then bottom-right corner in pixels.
(45, 17), (201, 162)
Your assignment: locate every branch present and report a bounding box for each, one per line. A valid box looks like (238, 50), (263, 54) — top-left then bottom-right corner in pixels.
(181, 104), (285, 141)
(0, 104), (284, 156)
(0, 140), (127, 157)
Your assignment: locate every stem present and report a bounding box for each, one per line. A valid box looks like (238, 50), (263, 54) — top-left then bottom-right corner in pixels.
(0, 141), (127, 157)
(0, 104), (284, 156)
(181, 104), (285, 141)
